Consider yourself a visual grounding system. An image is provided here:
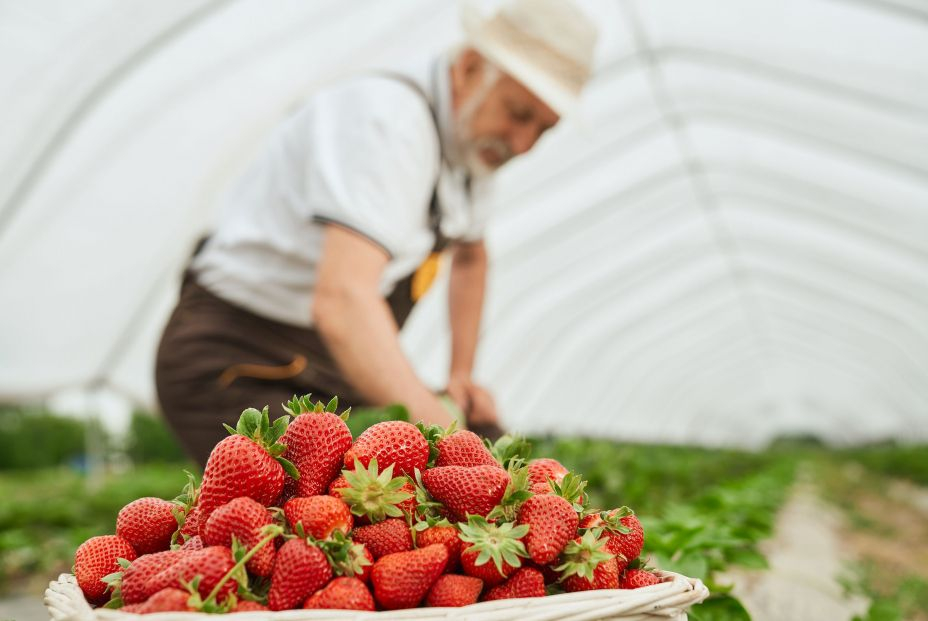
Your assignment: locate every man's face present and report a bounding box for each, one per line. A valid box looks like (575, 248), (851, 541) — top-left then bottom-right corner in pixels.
(452, 51), (560, 177)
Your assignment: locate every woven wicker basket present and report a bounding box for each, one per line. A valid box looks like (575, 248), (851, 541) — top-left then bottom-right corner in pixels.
(45, 570), (708, 621)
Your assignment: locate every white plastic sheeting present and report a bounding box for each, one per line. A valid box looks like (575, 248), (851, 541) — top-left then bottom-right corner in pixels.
(1, 0), (926, 447)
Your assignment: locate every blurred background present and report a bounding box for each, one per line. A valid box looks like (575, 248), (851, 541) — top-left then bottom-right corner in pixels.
(1, 0), (926, 620)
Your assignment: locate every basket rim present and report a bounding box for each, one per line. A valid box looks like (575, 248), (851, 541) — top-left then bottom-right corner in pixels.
(47, 569), (709, 620)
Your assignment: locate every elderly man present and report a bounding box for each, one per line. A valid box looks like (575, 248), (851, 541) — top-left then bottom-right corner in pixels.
(155, 0), (597, 465)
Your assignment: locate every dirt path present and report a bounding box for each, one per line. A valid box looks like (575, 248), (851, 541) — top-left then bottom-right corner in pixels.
(718, 481), (869, 621)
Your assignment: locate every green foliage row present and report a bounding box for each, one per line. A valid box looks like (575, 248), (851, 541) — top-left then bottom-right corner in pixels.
(836, 442), (928, 486)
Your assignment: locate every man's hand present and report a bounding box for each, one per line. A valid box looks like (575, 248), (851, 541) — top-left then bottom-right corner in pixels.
(446, 375), (500, 427)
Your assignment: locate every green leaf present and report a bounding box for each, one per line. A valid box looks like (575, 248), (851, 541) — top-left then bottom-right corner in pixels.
(325, 396), (339, 413)
(688, 594), (751, 621)
(277, 457), (300, 480)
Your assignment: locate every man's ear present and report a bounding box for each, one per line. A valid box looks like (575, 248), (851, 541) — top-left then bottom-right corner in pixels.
(451, 48), (485, 107)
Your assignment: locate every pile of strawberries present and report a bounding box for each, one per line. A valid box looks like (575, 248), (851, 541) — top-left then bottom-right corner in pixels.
(72, 395), (661, 614)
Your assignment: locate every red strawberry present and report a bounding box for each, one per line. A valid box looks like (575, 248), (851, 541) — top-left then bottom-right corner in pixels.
(284, 496), (353, 539)
(530, 482), (552, 495)
(371, 544), (448, 610)
(564, 557), (619, 592)
(337, 459), (415, 523)
(527, 458), (568, 486)
(436, 430), (498, 468)
(556, 530), (616, 592)
(328, 475), (349, 499)
(180, 535), (204, 551)
(460, 549), (519, 587)
(119, 603), (145, 613)
(420, 465), (510, 521)
(457, 516), (528, 587)
(197, 407), (295, 534)
(281, 395), (353, 496)
(581, 507), (644, 569)
(120, 550), (188, 605)
(234, 600), (270, 611)
(74, 535), (137, 606)
(303, 576), (375, 611)
(425, 573), (483, 607)
(483, 566), (546, 601)
(268, 538), (332, 610)
(620, 568), (661, 589)
(116, 497), (178, 555)
(146, 546), (236, 604)
(137, 587), (192, 613)
(343, 421), (428, 477)
(202, 497), (277, 576)
(178, 505), (201, 543)
(517, 494), (578, 565)
(416, 525), (462, 572)
(351, 518), (412, 559)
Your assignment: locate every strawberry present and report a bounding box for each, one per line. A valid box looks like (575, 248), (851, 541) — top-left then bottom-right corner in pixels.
(281, 395), (353, 496)
(178, 506), (201, 543)
(180, 535), (204, 551)
(457, 516), (528, 587)
(436, 430), (498, 468)
(425, 573), (483, 607)
(234, 600), (270, 611)
(370, 544), (448, 610)
(415, 524), (462, 572)
(351, 518), (412, 559)
(580, 507), (644, 569)
(482, 566), (546, 601)
(119, 603), (145, 613)
(530, 482), (552, 495)
(74, 535), (137, 606)
(137, 587), (192, 613)
(620, 568), (661, 589)
(268, 538), (332, 610)
(118, 550), (188, 605)
(343, 421), (428, 477)
(303, 576), (375, 611)
(526, 458), (568, 486)
(338, 459), (415, 523)
(320, 533), (375, 584)
(116, 497), (179, 555)
(516, 494), (578, 565)
(284, 495), (353, 539)
(564, 556), (619, 592)
(328, 475), (349, 499)
(202, 497), (277, 576)
(197, 407), (296, 534)
(556, 530), (617, 592)
(420, 465), (510, 521)
(145, 546), (236, 604)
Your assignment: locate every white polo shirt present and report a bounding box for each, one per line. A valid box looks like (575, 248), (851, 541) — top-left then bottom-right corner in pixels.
(191, 56), (489, 328)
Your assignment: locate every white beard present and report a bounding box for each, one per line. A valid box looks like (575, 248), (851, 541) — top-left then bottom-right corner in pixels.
(452, 67), (512, 179)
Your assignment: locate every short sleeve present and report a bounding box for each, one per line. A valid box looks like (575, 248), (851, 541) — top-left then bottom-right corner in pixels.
(301, 77), (439, 257)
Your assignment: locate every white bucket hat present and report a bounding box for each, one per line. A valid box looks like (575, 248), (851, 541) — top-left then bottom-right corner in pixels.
(460, 0), (599, 116)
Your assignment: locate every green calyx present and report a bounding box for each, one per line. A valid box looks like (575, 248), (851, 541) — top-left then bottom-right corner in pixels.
(339, 458), (413, 522)
(415, 419), (456, 468)
(170, 470), (199, 548)
(412, 468), (445, 521)
(600, 506), (634, 535)
(101, 557), (133, 608)
(284, 394), (351, 421)
(489, 434), (532, 469)
(554, 528), (612, 582)
(318, 531), (372, 578)
(486, 465), (533, 522)
(550, 473), (588, 512)
(223, 406), (299, 480)
(457, 515), (529, 576)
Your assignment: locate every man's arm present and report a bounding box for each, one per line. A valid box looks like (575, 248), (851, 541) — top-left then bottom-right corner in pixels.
(312, 225), (453, 427)
(447, 240), (500, 427)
